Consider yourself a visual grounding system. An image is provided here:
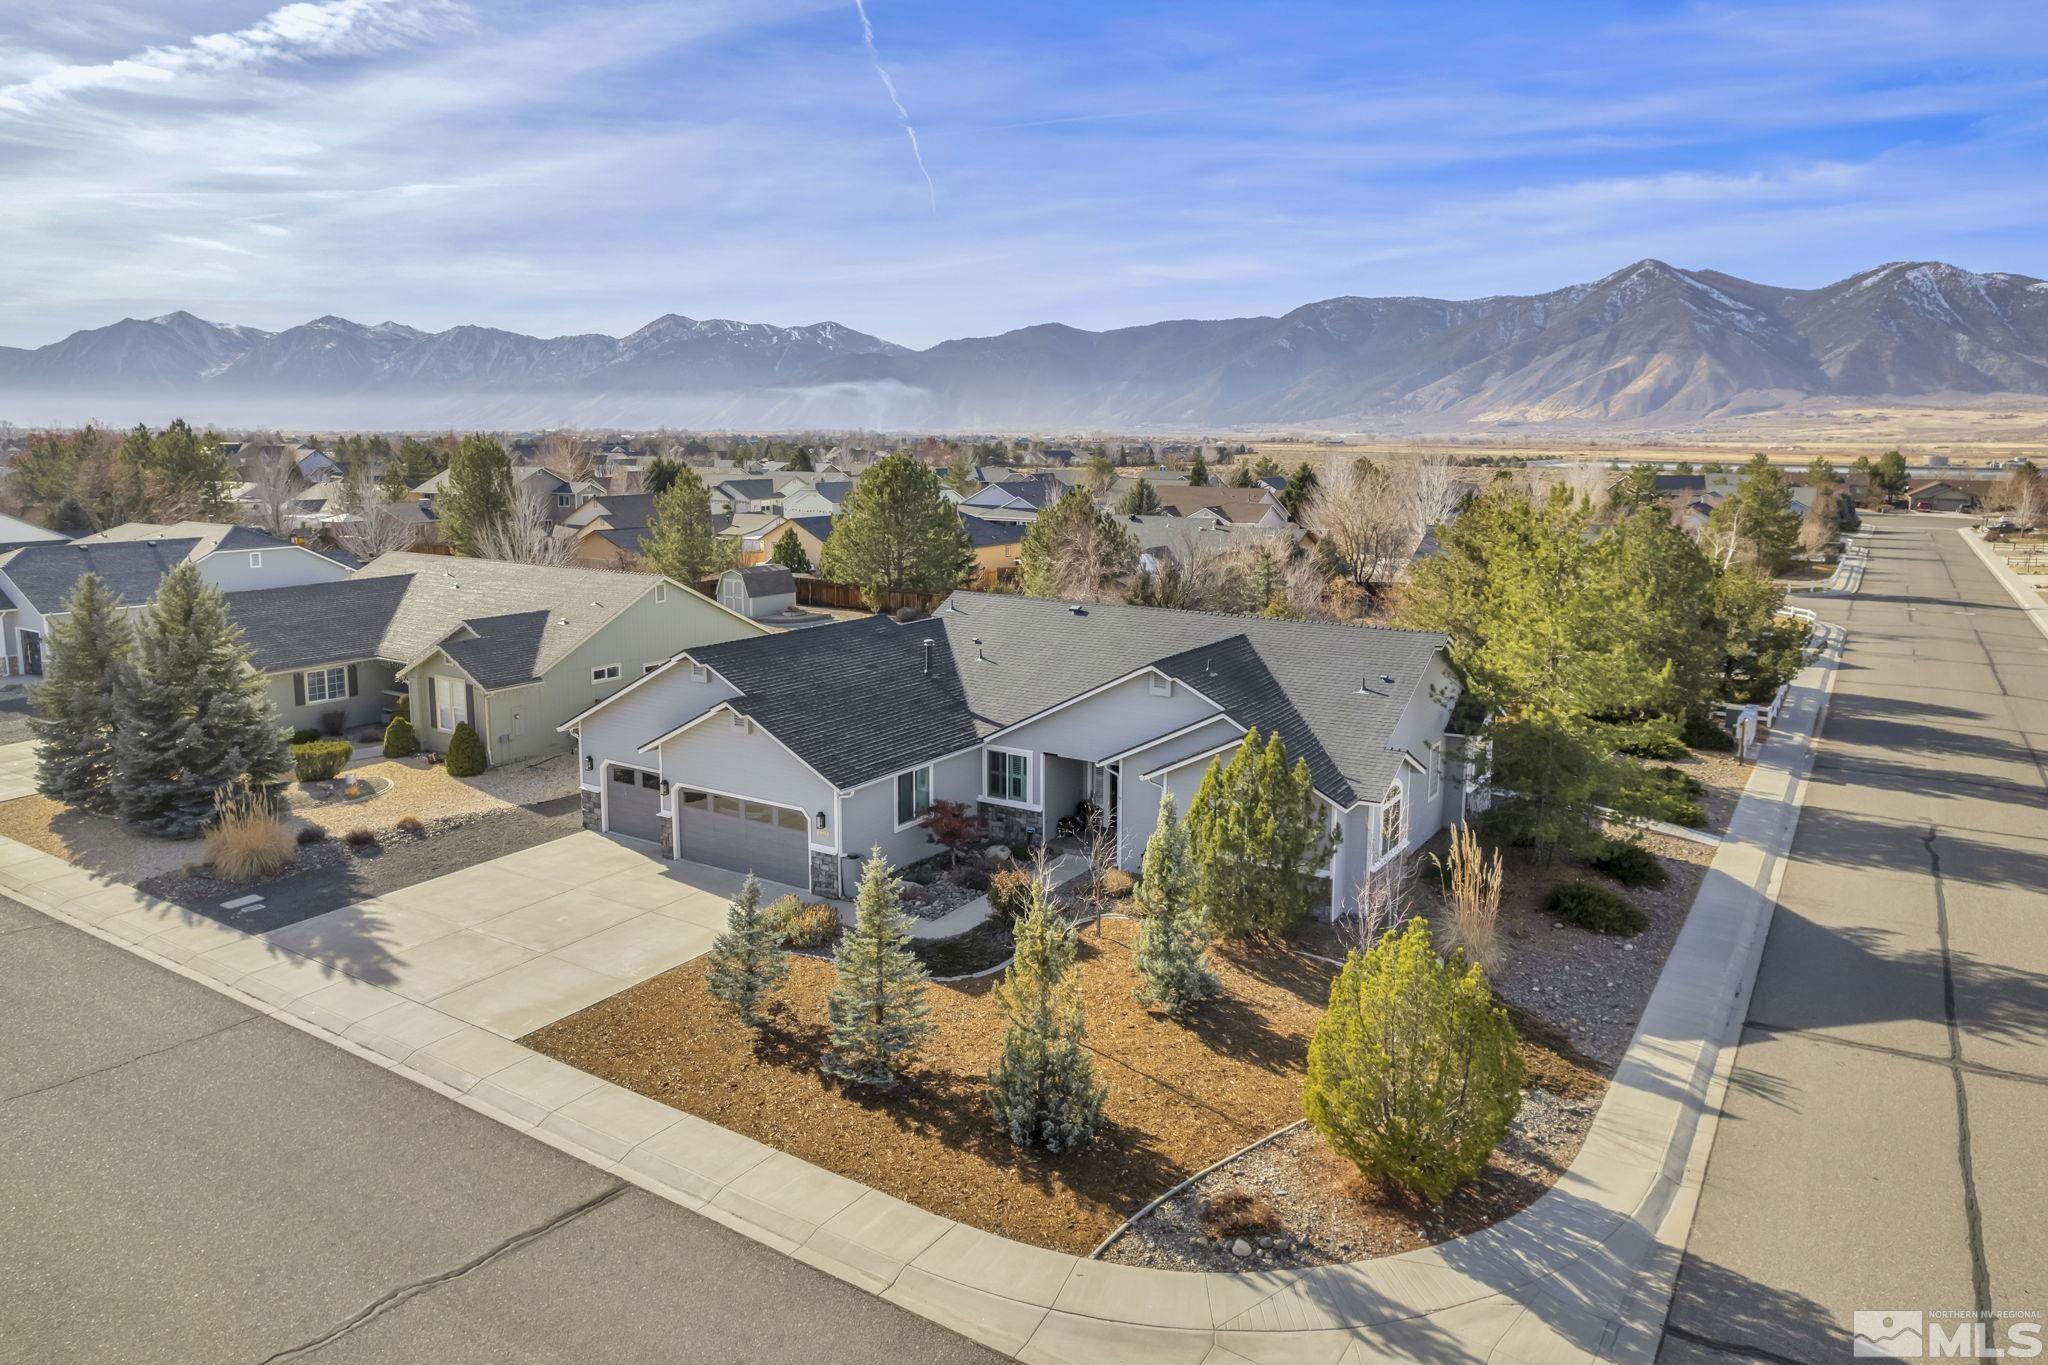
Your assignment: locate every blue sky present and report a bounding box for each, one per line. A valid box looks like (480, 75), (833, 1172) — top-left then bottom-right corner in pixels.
(0, 0), (2043, 348)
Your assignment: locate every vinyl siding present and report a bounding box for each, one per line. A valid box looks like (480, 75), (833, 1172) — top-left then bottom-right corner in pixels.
(268, 659), (394, 735)
(197, 545), (352, 593)
(994, 672), (1218, 765)
(839, 749), (980, 870)
(655, 712), (835, 848)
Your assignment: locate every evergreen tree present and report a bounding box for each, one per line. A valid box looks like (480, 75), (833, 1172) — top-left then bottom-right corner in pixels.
(1185, 729), (1335, 938)
(644, 465), (720, 582)
(382, 711), (420, 758)
(1304, 918), (1522, 1203)
(1279, 463), (1319, 520)
(645, 455), (683, 496)
(29, 572), (132, 813)
(706, 873), (791, 1027)
(1131, 794), (1219, 1014)
(1706, 454), (1800, 572)
(786, 447), (816, 473)
(113, 563), (291, 838)
(989, 882), (1106, 1151)
(1187, 453), (1209, 486)
(818, 454), (971, 607)
(823, 848), (935, 1087)
(445, 720), (488, 777)
(439, 434), (513, 555)
(1610, 465), (1661, 510)
(1873, 449), (1909, 495)
(1115, 477), (1163, 516)
(1229, 464), (1257, 488)
(768, 526), (813, 574)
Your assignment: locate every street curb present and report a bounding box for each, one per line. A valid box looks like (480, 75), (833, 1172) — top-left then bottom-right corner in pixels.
(1958, 528), (2048, 643)
(0, 632), (1844, 1363)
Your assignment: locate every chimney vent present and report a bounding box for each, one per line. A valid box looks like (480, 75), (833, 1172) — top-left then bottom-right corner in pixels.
(921, 638), (934, 676)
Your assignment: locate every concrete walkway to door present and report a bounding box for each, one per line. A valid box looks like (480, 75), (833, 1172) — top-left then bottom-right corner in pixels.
(248, 831), (819, 1040)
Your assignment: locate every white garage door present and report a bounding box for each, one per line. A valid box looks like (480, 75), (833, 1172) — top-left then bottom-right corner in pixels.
(676, 789), (810, 889)
(606, 765), (663, 843)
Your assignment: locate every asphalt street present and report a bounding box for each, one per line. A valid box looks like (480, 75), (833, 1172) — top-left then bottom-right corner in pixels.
(1663, 517), (2048, 1362)
(0, 900), (999, 1364)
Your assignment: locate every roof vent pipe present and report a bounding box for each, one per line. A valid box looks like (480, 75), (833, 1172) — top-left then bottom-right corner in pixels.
(922, 638), (934, 676)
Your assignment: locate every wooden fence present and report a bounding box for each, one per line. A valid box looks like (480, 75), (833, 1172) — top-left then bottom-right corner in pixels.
(691, 573), (947, 616)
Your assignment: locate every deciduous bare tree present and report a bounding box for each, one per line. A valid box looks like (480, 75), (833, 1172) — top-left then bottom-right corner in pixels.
(471, 494), (575, 566)
(1304, 459), (1415, 589)
(536, 431), (593, 484)
(244, 444), (305, 538)
(1403, 451), (1466, 536)
(335, 485), (418, 561)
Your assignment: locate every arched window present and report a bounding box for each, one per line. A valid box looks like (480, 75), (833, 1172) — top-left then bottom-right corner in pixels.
(1379, 780), (1406, 861)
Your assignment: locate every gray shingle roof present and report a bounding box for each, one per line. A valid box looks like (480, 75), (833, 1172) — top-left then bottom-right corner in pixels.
(961, 515), (1025, 549)
(0, 539), (202, 613)
(684, 591), (1447, 800)
(224, 552), (678, 689)
(725, 565), (795, 595)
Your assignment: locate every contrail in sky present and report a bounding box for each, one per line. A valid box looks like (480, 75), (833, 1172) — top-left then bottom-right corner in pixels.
(853, 0), (935, 210)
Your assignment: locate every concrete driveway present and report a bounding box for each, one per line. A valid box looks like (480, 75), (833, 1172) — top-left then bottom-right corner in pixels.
(0, 738), (38, 802)
(257, 831), (815, 1039)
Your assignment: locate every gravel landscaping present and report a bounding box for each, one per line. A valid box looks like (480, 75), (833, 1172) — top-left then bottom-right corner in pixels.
(0, 687), (35, 745)
(525, 917), (1335, 1254)
(1100, 1007), (1606, 1271)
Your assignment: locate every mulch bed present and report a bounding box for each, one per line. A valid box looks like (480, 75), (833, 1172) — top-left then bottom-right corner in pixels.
(523, 917), (1334, 1253)
(1102, 1006), (1606, 1271)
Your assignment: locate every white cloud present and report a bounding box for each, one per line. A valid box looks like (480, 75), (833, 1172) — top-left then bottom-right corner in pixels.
(0, 0), (470, 115)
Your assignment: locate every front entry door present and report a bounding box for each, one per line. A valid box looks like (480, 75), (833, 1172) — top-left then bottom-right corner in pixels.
(19, 630), (41, 676)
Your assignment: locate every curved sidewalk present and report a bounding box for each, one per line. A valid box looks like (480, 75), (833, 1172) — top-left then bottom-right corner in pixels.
(0, 629), (1841, 1363)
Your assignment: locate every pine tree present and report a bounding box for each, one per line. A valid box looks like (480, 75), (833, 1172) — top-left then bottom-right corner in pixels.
(439, 434), (513, 555)
(706, 874), (791, 1027)
(1279, 463), (1319, 519)
(1114, 477), (1163, 516)
(818, 454), (971, 607)
(114, 563), (291, 838)
(644, 465), (720, 582)
(1705, 454), (1801, 573)
(989, 882), (1106, 1151)
(29, 572), (132, 813)
(1187, 452), (1209, 486)
(823, 848), (935, 1087)
(1131, 794), (1220, 1014)
(768, 526), (813, 574)
(1184, 729), (1335, 938)
(1304, 917), (1523, 1203)
(1018, 488), (1137, 600)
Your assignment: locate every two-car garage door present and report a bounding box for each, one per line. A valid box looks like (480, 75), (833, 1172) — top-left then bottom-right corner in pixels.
(676, 788), (811, 889)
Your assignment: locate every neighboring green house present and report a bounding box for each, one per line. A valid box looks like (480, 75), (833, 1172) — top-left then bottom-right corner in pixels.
(225, 552), (765, 763)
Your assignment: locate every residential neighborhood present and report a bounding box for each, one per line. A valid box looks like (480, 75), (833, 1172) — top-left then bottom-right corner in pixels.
(3, 2), (2045, 1360)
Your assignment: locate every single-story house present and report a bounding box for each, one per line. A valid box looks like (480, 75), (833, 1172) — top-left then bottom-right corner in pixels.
(1151, 486), (1290, 528)
(960, 514), (1025, 587)
(563, 592), (1461, 916)
(958, 475), (1067, 523)
(715, 565), (797, 620)
(1119, 514), (1301, 575)
(224, 552), (767, 762)
(1907, 480), (1978, 513)
(779, 480), (854, 520)
(0, 524), (352, 676)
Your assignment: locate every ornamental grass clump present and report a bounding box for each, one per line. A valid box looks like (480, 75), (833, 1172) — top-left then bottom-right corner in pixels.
(1304, 918), (1523, 1204)
(202, 779), (295, 884)
(1431, 822), (1505, 974)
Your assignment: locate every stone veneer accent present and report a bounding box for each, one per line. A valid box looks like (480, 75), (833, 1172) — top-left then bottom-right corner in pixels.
(579, 787), (601, 832)
(808, 850), (840, 899)
(656, 812), (674, 859)
(977, 801), (1039, 847)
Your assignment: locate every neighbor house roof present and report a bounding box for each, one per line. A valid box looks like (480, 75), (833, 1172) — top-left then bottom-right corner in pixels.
(680, 591), (1447, 803)
(1151, 487), (1282, 523)
(788, 515), (836, 548)
(960, 515), (1026, 549)
(1119, 514), (1297, 561)
(74, 521), (292, 557)
(714, 478), (778, 502)
(224, 551), (706, 690)
(0, 539), (202, 613)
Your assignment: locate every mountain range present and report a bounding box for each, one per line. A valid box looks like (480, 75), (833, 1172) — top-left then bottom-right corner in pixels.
(3, 260), (2044, 432)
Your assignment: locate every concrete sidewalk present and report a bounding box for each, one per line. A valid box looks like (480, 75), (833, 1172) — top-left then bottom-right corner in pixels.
(0, 633), (1841, 1362)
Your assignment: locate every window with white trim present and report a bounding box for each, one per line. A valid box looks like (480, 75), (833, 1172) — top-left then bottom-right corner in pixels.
(303, 665), (347, 704)
(1428, 745), (1442, 800)
(986, 749), (1029, 804)
(248, 551), (263, 568)
(591, 663), (621, 683)
(1379, 780), (1406, 860)
(896, 766), (933, 826)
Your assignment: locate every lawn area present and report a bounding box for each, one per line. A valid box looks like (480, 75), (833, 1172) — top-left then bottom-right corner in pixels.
(524, 916), (1333, 1253)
